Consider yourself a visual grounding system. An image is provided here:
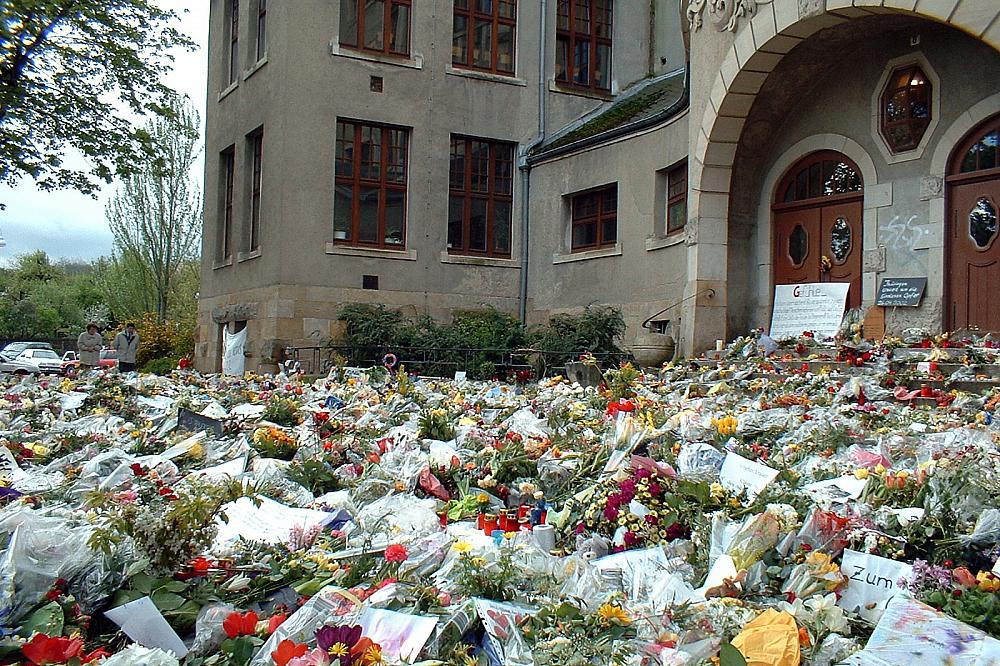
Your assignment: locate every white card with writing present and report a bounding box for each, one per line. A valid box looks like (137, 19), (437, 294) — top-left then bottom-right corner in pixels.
(0, 446), (26, 483)
(838, 549), (913, 622)
(719, 452), (779, 500)
(104, 596), (189, 657)
(358, 607), (438, 662)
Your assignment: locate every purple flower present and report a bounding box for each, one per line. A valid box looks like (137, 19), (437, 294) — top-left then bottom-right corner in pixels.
(315, 624), (362, 664)
(648, 482), (662, 496)
(606, 493), (622, 510)
(623, 531), (641, 547)
(617, 479), (637, 495)
(635, 469), (652, 480)
(0, 487), (22, 501)
(603, 506), (619, 522)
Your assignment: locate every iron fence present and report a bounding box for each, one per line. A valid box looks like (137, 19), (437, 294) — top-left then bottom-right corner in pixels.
(286, 344), (633, 379)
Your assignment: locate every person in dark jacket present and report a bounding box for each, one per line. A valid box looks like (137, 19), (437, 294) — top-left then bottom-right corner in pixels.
(113, 323), (140, 373)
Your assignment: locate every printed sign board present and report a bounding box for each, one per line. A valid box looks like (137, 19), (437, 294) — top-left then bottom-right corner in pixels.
(769, 283), (850, 340)
(876, 277), (927, 307)
(177, 408), (224, 437)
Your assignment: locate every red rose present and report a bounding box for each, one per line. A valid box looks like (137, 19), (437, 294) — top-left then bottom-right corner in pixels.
(384, 544), (409, 563)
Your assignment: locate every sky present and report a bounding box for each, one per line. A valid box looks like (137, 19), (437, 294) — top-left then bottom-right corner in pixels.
(0, 0), (210, 266)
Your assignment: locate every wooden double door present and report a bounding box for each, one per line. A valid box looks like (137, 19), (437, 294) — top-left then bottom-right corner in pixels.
(947, 115), (1000, 332)
(773, 198), (864, 310)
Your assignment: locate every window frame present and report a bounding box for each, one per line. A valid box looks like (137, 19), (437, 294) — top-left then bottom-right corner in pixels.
(452, 0), (518, 76)
(228, 0), (239, 86)
(448, 135), (516, 258)
(570, 183), (617, 252)
(334, 119), (410, 250)
(555, 0), (613, 92)
(339, 0), (412, 58)
(665, 160), (687, 235)
(247, 128), (264, 252)
(880, 64), (931, 154)
(255, 0), (266, 62)
(219, 146), (236, 261)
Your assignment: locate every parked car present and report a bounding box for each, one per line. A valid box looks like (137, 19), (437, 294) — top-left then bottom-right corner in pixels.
(62, 349), (118, 376)
(0, 348), (64, 375)
(0, 342), (55, 363)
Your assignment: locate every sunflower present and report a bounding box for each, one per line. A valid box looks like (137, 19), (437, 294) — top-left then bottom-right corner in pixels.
(597, 603), (631, 626)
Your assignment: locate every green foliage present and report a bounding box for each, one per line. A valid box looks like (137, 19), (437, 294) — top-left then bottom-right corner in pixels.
(418, 408), (457, 441)
(336, 303), (626, 378)
(286, 459), (343, 495)
(529, 305), (626, 357)
(0, 251), (103, 338)
(106, 94), (202, 321)
(261, 396), (302, 427)
(454, 549), (519, 601)
(0, 1), (194, 197)
(142, 356), (179, 375)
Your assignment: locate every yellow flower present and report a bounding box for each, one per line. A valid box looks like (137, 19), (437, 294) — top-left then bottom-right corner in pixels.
(710, 482), (725, 500)
(470, 557), (487, 567)
(874, 463), (886, 475)
(476, 493), (489, 504)
(187, 442), (205, 459)
(452, 541), (472, 554)
(328, 642), (349, 657)
(853, 468), (869, 480)
(597, 604), (631, 626)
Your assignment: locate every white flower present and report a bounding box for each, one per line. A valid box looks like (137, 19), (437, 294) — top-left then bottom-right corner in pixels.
(805, 593), (837, 614)
(778, 597), (805, 618)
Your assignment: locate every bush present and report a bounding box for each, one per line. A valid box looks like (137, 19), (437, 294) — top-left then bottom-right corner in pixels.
(142, 356), (179, 375)
(129, 313), (192, 367)
(334, 303), (627, 379)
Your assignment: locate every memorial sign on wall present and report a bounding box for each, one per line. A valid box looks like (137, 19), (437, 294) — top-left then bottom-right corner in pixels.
(876, 278), (927, 307)
(769, 283), (850, 340)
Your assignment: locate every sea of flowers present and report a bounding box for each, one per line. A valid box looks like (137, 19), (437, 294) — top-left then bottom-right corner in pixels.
(1, 330), (1000, 665)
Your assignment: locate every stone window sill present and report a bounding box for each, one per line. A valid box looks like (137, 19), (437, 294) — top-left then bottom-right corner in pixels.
(548, 79), (615, 101)
(446, 65), (526, 87)
(218, 81), (238, 102)
(237, 249), (262, 263)
(553, 243), (622, 264)
(440, 251), (520, 268)
(243, 55), (268, 80)
(213, 257), (233, 270)
(645, 233), (685, 252)
(325, 243), (417, 261)
(330, 41), (423, 70)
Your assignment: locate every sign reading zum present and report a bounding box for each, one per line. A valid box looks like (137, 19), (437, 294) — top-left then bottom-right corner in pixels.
(876, 277), (927, 307)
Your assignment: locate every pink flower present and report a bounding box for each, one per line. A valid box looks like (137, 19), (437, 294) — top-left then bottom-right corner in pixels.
(648, 482), (662, 496)
(623, 531), (641, 547)
(603, 506), (619, 521)
(384, 544), (408, 563)
(617, 479), (636, 495)
(287, 648), (332, 666)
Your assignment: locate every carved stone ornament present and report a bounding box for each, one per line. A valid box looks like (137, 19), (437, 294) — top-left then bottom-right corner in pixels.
(919, 175), (944, 201)
(211, 302), (259, 324)
(688, 0), (772, 32)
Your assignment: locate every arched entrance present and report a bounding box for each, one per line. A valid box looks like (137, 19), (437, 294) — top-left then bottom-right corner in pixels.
(947, 114), (1000, 332)
(772, 151), (864, 309)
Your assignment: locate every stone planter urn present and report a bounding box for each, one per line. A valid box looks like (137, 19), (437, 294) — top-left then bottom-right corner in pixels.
(630, 330), (677, 368)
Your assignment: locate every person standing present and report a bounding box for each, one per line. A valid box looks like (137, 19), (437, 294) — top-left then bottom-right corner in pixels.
(76, 323), (103, 373)
(113, 322), (140, 373)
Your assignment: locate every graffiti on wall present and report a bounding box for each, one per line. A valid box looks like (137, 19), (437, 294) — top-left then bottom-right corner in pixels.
(881, 214), (931, 273)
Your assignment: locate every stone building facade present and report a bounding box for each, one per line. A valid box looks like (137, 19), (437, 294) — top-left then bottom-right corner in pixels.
(198, 0), (1000, 372)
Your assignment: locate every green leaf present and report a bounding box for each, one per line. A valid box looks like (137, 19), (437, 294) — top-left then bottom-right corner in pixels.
(151, 590), (186, 612)
(159, 580), (188, 593)
(130, 572), (155, 595)
(227, 636), (257, 666)
(720, 643), (748, 666)
(19, 602), (64, 637)
(125, 557), (150, 578)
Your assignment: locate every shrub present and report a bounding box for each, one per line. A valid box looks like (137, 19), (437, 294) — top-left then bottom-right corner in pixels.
(142, 356), (179, 375)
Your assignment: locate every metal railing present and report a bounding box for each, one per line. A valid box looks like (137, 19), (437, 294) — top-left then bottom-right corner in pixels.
(286, 344), (634, 379)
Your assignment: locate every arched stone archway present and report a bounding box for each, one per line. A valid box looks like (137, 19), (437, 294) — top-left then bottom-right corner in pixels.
(680, 0), (1000, 354)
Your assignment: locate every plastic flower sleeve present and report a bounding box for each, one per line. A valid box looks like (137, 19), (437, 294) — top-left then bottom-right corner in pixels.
(248, 586), (362, 666)
(98, 646), (181, 666)
(187, 603), (236, 657)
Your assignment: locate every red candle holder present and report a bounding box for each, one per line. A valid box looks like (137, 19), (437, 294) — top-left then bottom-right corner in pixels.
(483, 514), (499, 535)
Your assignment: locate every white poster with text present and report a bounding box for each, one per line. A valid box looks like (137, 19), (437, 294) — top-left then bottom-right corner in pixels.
(770, 283), (850, 340)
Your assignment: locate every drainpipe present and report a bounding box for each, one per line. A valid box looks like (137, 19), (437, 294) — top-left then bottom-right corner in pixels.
(519, 0), (547, 324)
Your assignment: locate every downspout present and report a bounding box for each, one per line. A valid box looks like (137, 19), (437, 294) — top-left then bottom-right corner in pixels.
(519, 0), (546, 324)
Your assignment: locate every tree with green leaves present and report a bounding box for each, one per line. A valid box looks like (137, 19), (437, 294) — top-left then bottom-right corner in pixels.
(0, 1), (193, 197)
(106, 94), (202, 322)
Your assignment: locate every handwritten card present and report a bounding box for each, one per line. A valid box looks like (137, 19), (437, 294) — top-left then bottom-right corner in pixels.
(719, 452), (779, 500)
(357, 608), (437, 662)
(474, 598), (534, 662)
(838, 549), (913, 622)
(104, 596), (188, 657)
